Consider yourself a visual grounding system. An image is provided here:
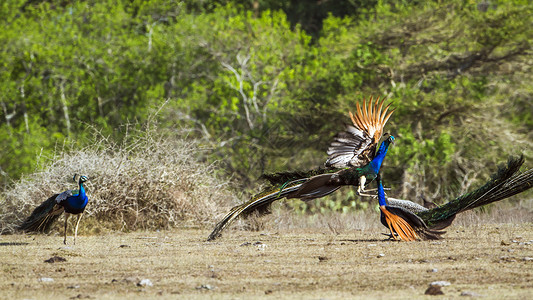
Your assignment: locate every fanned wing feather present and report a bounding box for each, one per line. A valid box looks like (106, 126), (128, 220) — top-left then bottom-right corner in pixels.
(326, 96), (395, 168)
(326, 125), (374, 168)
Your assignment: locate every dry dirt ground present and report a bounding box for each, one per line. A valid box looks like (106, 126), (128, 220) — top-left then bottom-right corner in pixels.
(1, 223), (532, 299)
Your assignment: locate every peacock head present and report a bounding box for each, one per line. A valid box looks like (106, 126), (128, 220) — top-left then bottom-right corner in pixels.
(72, 174), (89, 183)
(382, 133), (395, 145)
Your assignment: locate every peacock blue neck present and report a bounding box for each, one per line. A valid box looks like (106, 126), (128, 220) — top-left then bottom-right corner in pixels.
(79, 181), (86, 197)
(369, 137), (393, 174)
(67, 180), (88, 212)
(377, 177), (387, 206)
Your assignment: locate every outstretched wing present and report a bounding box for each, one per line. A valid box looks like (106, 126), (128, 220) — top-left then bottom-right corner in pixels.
(326, 96), (394, 168)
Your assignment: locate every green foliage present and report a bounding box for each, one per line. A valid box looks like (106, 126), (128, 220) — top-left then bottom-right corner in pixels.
(0, 120), (56, 178)
(0, 0), (171, 179)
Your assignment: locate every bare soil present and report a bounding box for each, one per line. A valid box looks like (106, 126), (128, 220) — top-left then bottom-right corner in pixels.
(1, 223), (532, 299)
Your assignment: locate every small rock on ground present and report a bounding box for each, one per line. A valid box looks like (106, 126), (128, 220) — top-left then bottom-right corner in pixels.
(425, 281), (451, 295)
(430, 281), (451, 287)
(196, 284), (214, 290)
(425, 285), (444, 295)
(137, 279), (153, 287)
(44, 256), (67, 263)
(460, 291), (483, 297)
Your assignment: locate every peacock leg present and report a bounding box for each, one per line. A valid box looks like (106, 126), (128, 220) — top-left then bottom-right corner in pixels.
(357, 176), (367, 195)
(73, 213), (83, 245)
(357, 188), (378, 198)
(364, 187), (391, 192)
(384, 217), (400, 241)
(359, 186), (391, 198)
(63, 213), (70, 245)
(358, 179), (378, 197)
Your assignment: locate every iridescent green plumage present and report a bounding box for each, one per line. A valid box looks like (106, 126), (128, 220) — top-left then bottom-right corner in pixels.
(417, 155), (528, 229)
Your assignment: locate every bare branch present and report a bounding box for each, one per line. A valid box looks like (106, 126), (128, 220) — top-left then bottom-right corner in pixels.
(1, 101), (16, 130)
(221, 61), (254, 130)
(59, 79), (71, 136)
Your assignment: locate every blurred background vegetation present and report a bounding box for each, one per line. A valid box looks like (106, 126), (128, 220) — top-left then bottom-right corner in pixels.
(0, 0), (532, 228)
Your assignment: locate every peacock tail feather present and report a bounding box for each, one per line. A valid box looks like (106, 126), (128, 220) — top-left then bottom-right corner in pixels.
(207, 165), (374, 241)
(417, 155), (531, 229)
(207, 180), (304, 241)
(17, 194), (64, 233)
(260, 167), (341, 187)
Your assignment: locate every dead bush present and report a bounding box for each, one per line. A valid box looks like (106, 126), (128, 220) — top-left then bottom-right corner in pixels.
(0, 124), (236, 234)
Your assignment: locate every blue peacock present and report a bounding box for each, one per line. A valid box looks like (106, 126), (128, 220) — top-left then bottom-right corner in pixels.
(376, 156), (533, 241)
(18, 174), (90, 245)
(208, 97), (397, 240)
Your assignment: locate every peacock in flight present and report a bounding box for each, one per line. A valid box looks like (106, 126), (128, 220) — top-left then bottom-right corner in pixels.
(376, 155), (533, 241)
(207, 96), (395, 241)
(18, 174), (90, 245)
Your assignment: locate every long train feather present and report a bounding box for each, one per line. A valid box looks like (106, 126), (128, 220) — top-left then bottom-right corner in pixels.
(417, 155), (530, 229)
(207, 181), (304, 241)
(17, 195), (63, 233)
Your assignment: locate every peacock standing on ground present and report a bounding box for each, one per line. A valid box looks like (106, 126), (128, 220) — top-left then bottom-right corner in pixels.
(18, 174), (90, 245)
(376, 156), (533, 241)
(207, 96), (395, 241)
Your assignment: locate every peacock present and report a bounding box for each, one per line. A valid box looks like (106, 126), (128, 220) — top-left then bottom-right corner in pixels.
(207, 96), (396, 241)
(262, 96), (395, 192)
(376, 156), (533, 241)
(18, 174), (90, 245)
(324, 96), (395, 195)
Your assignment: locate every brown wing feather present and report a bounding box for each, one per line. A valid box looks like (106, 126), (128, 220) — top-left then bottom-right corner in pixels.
(326, 96), (395, 168)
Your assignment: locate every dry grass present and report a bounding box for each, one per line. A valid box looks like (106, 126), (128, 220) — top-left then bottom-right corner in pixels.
(1, 223), (532, 299)
(0, 123), (235, 234)
(222, 199), (533, 236)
